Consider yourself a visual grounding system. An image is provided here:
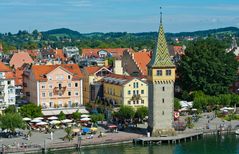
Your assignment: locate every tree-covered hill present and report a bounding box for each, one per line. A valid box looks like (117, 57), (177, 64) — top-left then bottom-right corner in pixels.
(0, 26), (238, 52)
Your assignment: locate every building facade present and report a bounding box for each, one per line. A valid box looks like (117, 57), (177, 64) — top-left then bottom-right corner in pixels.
(63, 46), (79, 58)
(103, 74), (148, 108)
(0, 62), (16, 110)
(23, 64), (83, 109)
(81, 66), (112, 104)
(147, 14), (176, 136)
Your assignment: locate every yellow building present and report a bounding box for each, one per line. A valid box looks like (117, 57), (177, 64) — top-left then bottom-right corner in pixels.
(103, 74), (148, 108)
(81, 66), (111, 104)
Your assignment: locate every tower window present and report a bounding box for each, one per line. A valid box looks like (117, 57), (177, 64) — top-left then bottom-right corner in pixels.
(162, 87), (165, 91)
(166, 70), (172, 76)
(156, 70), (162, 76)
(162, 98), (164, 103)
(162, 111), (164, 115)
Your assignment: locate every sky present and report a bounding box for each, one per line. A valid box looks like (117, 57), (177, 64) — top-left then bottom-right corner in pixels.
(0, 0), (239, 33)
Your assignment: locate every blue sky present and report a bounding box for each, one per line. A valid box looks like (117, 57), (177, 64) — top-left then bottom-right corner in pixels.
(0, 0), (239, 33)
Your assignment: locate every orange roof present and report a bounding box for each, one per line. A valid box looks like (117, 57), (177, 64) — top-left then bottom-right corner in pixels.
(10, 52), (33, 69)
(5, 72), (15, 79)
(26, 50), (39, 58)
(132, 51), (151, 76)
(0, 62), (11, 72)
(54, 49), (66, 60)
(15, 68), (24, 86)
(82, 48), (132, 59)
(84, 66), (102, 75)
(173, 46), (185, 55)
(31, 64), (83, 81)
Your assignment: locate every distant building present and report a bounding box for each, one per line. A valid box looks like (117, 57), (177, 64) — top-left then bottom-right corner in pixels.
(0, 62), (16, 110)
(23, 64), (84, 111)
(82, 48), (132, 59)
(10, 52), (34, 69)
(63, 46), (79, 58)
(102, 74), (148, 108)
(81, 66), (112, 104)
(227, 37), (239, 56)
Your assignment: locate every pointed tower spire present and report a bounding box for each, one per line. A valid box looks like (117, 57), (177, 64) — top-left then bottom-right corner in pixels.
(148, 9), (174, 68)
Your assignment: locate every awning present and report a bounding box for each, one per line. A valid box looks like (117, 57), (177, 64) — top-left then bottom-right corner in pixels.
(42, 108), (89, 116)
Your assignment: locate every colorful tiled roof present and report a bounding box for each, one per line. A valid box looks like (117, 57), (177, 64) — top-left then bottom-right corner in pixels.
(10, 52), (33, 69)
(148, 15), (175, 68)
(54, 49), (66, 60)
(84, 66), (102, 75)
(31, 64), (83, 81)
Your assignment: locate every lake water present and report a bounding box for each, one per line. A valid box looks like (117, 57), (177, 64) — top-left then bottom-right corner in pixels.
(47, 134), (239, 154)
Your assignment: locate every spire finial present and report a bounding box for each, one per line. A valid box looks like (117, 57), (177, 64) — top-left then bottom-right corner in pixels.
(160, 7), (162, 24)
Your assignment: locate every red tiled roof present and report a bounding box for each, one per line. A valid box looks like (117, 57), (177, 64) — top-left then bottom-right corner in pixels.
(0, 62), (11, 72)
(31, 64), (83, 81)
(10, 52), (33, 69)
(132, 51), (151, 76)
(82, 48), (132, 59)
(173, 46), (185, 55)
(84, 66), (102, 75)
(15, 68), (24, 86)
(26, 50), (39, 58)
(54, 49), (66, 60)
(5, 72), (15, 79)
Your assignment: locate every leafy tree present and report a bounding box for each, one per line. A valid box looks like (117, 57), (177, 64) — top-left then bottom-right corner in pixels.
(135, 106), (148, 119)
(4, 105), (17, 114)
(177, 38), (239, 95)
(174, 98), (181, 111)
(18, 103), (42, 118)
(63, 127), (73, 141)
(0, 113), (25, 132)
(72, 111), (81, 120)
(58, 111), (66, 120)
(116, 106), (135, 120)
(91, 114), (104, 123)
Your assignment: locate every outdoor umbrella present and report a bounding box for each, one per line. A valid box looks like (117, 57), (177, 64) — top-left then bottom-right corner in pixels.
(82, 127), (90, 133)
(31, 119), (42, 123)
(36, 121), (48, 126)
(34, 117), (44, 120)
(72, 128), (80, 133)
(108, 125), (117, 129)
(49, 120), (61, 125)
(81, 117), (91, 121)
(81, 114), (90, 118)
(90, 127), (97, 132)
(23, 117), (31, 121)
(48, 116), (58, 120)
(61, 119), (73, 123)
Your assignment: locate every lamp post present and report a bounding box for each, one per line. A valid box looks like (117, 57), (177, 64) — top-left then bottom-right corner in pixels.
(77, 132), (82, 149)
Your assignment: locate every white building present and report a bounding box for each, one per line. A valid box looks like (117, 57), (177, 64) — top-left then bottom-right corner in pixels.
(0, 62), (16, 110)
(63, 46), (79, 58)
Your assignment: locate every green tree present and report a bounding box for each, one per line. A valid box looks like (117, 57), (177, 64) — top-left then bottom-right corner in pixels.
(4, 105), (17, 114)
(135, 106), (148, 119)
(18, 103), (43, 118)
(63, 127), (73, 141)
(58, 111), (66, 120)
(72, 111), (81, 120)
(174, 98), (181, 111)
(91, 114), (104, 123)
(0, 113), (25, 132)
(116, 106), (135, 120)
(177, 38), (239, 95)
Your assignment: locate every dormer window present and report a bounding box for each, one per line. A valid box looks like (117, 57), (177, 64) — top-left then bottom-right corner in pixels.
(68, 75), (71, 80)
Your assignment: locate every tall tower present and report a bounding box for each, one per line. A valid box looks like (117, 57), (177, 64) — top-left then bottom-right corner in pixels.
(147, 10), (176, 137)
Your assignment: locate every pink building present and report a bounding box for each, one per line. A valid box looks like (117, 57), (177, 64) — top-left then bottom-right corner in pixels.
(23, 64), (83, 109)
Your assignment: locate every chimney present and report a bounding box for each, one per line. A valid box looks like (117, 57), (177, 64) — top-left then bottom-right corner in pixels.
(113, 60), (123, 75)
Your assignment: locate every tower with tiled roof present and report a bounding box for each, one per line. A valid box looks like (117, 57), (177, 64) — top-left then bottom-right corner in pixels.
(147, 10), (176, 137)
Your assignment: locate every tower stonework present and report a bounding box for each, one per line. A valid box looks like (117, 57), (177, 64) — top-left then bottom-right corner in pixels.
(147, 12), (176, 137)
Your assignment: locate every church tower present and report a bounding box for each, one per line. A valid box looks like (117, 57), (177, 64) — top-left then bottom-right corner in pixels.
(147, 10), (176, 137)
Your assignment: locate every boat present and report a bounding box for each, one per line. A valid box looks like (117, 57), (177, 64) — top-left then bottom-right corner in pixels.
(235, 129), (239, 135)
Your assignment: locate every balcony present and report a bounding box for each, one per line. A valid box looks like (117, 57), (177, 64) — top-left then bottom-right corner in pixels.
(53, 86), (66, 96)
(131, 94), (142, 101)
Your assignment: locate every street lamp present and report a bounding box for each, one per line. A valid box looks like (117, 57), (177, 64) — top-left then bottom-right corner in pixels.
(77, 132), (82, 149)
